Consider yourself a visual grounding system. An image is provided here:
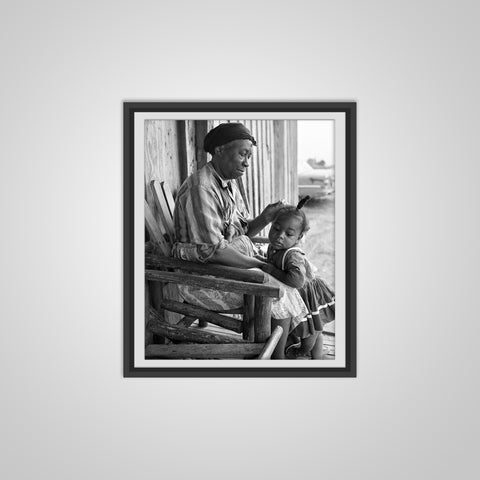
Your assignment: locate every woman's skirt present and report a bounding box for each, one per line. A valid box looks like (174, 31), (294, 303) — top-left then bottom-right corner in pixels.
(171, 235), (308, 328)
(176, 273), (308, 329)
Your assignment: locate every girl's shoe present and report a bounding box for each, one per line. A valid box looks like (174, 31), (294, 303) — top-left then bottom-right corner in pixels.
(285, 334), (301, 351)
(285, 345), (311, 360)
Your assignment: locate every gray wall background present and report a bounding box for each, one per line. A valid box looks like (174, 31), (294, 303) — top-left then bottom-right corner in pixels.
(1, 1), (478, 479)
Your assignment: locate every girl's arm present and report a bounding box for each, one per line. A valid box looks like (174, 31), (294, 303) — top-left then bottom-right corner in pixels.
(261, 262), (305, 288)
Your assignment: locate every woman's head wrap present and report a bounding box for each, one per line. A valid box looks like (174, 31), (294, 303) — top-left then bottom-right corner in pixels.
(203, 123), (257, 155)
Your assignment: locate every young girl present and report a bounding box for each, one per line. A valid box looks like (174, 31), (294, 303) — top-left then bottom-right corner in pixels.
(260, 197), (335, 359)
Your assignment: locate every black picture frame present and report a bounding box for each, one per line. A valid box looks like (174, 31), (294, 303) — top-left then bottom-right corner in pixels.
(124, 102), (356, 377)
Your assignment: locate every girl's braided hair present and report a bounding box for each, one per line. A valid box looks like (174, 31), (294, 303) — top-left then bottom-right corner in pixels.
(274, 195), (311, 235)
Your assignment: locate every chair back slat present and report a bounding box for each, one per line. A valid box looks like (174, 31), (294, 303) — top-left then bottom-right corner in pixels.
(160, 181), (176, 220)
(150, 180), (175, 245)
(145, 200), (170, 256)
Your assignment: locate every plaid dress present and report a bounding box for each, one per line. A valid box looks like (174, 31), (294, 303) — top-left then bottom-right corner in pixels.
(266, 246), (335, 337)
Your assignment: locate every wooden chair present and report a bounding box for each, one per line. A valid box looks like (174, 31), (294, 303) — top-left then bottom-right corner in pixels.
(144, 180), (282, 360)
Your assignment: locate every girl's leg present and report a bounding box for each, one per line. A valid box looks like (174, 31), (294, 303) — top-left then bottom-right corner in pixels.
(299, 334), (317, 354)
(310, 332), (324, 360)
(271, 317), (292, 359)
(287, 332), (322, 359)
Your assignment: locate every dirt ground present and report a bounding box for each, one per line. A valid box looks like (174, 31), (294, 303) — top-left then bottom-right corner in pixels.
(302, 196), (335, 288)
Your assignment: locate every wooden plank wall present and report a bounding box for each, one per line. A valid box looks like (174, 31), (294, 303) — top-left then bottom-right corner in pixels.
(144, 119), (298, 230)
(145, 120), (180, 213)
(144, 120), (200, 214)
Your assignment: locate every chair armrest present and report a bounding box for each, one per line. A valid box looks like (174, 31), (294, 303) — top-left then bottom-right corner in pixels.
(145, 253), (267, 284)
(146, 269), (280, 298)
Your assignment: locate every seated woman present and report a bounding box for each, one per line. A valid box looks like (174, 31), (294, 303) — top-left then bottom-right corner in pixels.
(171, 122), (307, 359)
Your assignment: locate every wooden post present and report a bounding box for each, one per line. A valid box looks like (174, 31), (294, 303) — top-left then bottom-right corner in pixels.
(258, 326), (283, 359)
(243, 294), (255, 341)
(273, 120), (285, 202)
(254, 296), (272, 343)
(194, 120), (209, 170)
(145, 282), (154, 347)
(177, 120), (197, 183)
(149, 281), (166, 344)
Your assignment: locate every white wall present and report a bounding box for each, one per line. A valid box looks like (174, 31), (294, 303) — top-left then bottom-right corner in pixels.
(1, 1), (479, 479)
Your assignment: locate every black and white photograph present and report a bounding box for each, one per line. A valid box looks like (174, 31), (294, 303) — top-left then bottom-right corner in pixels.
(5, 2), (480, 479)
(124, 102), (356, 376)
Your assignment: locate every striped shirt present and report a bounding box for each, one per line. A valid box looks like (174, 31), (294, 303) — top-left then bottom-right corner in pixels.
(172, 162), (250, 262)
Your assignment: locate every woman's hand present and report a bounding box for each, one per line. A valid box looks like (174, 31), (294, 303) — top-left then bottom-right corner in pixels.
(212, 245), (266, 269)
(247, 199), (286, 237)
(260, 199), (286, 224)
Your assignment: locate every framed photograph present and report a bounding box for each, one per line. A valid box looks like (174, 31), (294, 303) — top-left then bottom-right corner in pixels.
(124, 102), (356, 377)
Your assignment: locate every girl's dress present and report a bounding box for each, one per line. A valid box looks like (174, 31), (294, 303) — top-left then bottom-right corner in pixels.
(266, 246), (335, 338)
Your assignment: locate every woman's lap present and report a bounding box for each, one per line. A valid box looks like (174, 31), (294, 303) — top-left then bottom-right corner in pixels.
(175, 271), (308, 327)
(171, 235), (308, 327)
